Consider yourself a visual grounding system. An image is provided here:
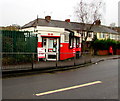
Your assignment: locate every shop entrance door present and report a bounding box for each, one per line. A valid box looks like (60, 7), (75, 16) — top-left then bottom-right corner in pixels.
(43, 38), (59, 61)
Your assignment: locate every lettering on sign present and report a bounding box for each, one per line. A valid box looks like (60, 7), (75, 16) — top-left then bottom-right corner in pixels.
(48, 33), (53, 36)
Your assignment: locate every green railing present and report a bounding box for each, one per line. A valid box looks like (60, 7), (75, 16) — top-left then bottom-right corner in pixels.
(1, 30), (38, 53)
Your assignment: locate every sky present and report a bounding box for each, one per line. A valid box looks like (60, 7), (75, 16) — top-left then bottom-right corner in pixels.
(0, 0), (120, 27)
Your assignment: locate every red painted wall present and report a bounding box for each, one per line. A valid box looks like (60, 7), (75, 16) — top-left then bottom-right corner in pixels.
(37, 42), (81, 60)
(60, 43), (81, 60)
(116, 49), (120, 55)
(38, 42), (42, 47)
(97, 50), (109, 55)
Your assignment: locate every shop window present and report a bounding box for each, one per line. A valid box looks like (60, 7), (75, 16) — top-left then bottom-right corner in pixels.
(76, 38), (80, 48)
(69, 32), (74, 48)
(53, 38), (57, 52)
(69, 37), (74, 48)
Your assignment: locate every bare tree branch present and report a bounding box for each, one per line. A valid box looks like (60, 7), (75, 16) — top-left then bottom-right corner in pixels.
(75, 0), (103, 24)
(74, 0), (103, 42)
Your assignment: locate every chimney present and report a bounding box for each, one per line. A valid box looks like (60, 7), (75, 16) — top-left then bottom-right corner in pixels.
(94, 20), (101, 25)
(65, 19), (70, 22)
(45, 16), (51, 22)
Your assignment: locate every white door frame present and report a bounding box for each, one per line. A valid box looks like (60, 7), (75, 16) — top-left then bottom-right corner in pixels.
(44, 38), (59, 61)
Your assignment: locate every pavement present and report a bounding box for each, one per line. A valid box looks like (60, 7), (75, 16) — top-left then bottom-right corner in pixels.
(2, 55), (120, 78)
(91, 55), (120, 63)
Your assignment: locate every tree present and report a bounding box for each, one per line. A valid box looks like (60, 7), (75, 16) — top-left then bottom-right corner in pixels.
(75, 0), (103, 24)
(74, 0), (103, 53)
(1, 24), (21, 31)
(75, 0), (103, 41)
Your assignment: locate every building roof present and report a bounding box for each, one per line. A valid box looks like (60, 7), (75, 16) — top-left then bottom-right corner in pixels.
(22, 17), (118, 34)
(89, 25), (118, 34)
(108, 27), (120, 34)
(22, 18), (85, 31)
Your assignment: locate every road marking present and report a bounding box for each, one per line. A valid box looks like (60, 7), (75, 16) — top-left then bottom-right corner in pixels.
(35, 81), (102, 96)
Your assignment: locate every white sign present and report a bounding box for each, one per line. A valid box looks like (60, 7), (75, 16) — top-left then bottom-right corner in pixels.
(37, 48), (45, 58)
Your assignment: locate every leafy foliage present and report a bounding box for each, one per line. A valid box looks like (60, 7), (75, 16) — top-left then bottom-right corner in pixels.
(116, 41), (120, 49)
(93, 39), (120, 50)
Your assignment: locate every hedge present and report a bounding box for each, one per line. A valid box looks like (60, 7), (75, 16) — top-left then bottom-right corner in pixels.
(93, 39), (120, 50)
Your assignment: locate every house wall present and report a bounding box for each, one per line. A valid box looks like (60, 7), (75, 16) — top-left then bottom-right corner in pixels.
(22, 26), (64, 33)
(81, 32), (119, 42)
(86, 32), (94, 41)
(37, 26), (65, 33)
(81, 31), (94, 41)
(96, 32), (119, 41)
(21, 27), (35, 32)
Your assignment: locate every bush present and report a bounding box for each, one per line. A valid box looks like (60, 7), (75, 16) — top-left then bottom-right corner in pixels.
(116, 41), (120, 49)
(2, 54), (33, 65)
(93, 39), (119, 50)
(93, 39), (108, 50)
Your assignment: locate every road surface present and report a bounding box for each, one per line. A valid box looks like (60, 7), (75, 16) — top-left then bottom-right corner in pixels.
(2, 59), (119, 99)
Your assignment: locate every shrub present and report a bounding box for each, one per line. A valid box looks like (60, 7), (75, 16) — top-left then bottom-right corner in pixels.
(116, 41), (120, 49)
(93, 39), (119, 50)
(93, 39), (108, 50)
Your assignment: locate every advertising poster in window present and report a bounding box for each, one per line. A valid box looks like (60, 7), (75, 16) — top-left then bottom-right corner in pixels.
(37, 47), (45, 58)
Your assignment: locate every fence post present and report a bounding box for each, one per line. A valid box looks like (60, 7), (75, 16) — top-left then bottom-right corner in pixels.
(89, 52), (92, 63)
(74, 53), (76, 66)
(31, 53), (34, 70)
(56, 53), (58, 68)
(84, 52), (87, 64)
(0, 52), (2, 70)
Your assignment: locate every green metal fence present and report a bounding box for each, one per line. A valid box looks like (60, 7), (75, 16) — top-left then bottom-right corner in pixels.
(1, 30), (38, 52)
(1, 30), (38, 67)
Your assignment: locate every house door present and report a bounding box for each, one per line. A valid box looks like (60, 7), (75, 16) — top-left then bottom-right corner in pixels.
(43, 38), (59, 61)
